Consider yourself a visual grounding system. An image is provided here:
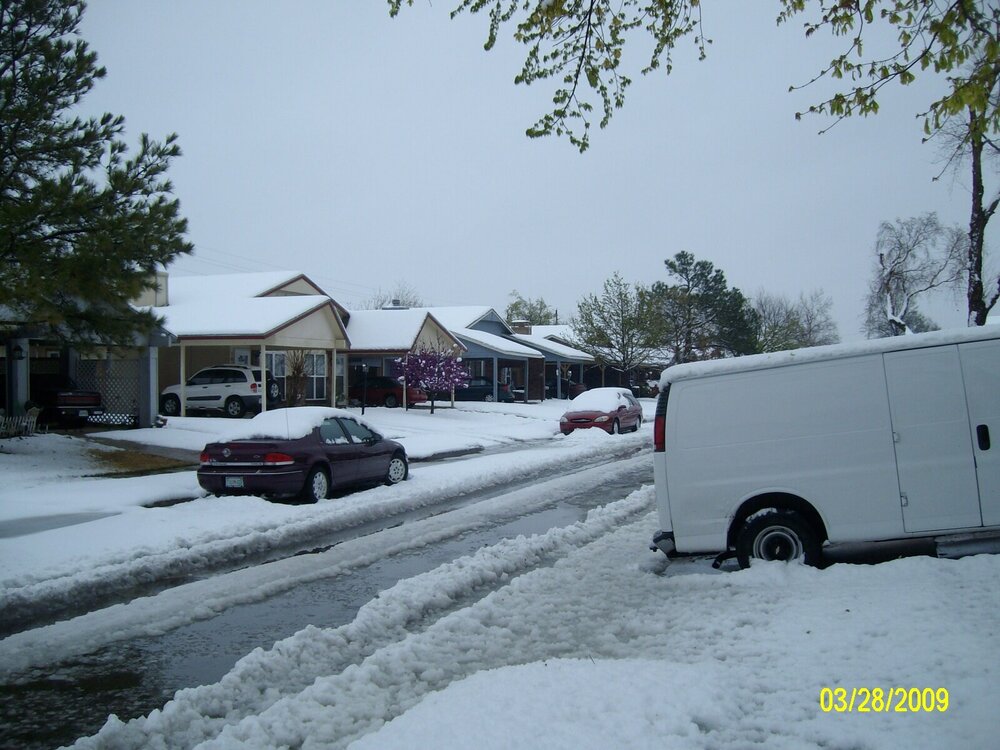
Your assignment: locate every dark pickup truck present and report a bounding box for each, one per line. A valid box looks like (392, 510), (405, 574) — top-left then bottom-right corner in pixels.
(29, 375), (106, 426)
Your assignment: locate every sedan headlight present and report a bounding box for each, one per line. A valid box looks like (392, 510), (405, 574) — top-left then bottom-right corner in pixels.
(559, 416), (568, 423)
(594, 416), (610, 423)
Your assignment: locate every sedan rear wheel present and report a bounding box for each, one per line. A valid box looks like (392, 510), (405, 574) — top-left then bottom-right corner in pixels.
(484, 394), (495, 402)
(302, 466), (330, 503)
(384, 453), (408, 485)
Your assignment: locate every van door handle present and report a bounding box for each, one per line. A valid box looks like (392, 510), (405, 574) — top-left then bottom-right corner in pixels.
(977, 425), (991, 451)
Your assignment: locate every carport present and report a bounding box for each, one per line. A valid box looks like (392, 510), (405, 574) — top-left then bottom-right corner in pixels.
(156, 296), (350, 416)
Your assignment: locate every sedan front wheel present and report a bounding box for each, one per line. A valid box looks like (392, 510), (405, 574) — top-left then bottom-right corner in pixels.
(384, 453), (408, 485)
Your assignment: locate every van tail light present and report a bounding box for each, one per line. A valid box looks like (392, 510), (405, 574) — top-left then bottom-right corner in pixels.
(263, 452), (295, 465)
(654, 416), (666, 452)
(653, 386), (669, 453)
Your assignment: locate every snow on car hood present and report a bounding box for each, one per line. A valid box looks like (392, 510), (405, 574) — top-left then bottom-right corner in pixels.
(220, 407), (378, 442)
(566, 388), (630, 412)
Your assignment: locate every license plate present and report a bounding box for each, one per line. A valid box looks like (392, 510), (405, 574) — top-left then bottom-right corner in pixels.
(78, 410), (89, 417)
(225, 476), (244, 489)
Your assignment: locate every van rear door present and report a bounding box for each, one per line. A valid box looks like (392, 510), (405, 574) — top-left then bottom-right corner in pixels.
(884, 345), (982, 533)
(960, 340), (999, 526)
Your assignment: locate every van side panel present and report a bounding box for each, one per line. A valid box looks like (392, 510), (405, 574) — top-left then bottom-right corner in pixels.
(664, 354), (901, 552)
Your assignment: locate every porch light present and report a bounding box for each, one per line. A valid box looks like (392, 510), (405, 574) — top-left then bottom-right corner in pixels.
(11, 344), (24, 361)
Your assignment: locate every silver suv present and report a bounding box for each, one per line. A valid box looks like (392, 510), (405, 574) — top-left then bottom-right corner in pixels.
(160, 365), (282, 418)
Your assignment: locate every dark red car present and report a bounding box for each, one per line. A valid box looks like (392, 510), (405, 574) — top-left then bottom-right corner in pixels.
(198, 407), (408, 503)
(348, 375), (428, 408)
(559, 387), (644, 435)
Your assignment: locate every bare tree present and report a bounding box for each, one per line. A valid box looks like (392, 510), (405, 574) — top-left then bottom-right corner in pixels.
(753, 289), (839, 352)
(863, 214), (966, 338)
(284, 350), (312, 406)
(357, 282), (424, 310)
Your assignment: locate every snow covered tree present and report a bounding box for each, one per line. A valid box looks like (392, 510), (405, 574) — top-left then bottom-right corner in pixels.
(650, 252), (758, 364)
(753, 289), (839, 352)
(505, 290), (557, 326)
(1, 0), (192, 347)
(389, 1), (1000, 153)
(863, 213), (965, 337)
(395, 347), (468, 414)
(570, 272), (659, 378)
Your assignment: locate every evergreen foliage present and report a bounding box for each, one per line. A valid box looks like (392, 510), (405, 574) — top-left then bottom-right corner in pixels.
(1, 0), (192, 347)
(649, 251), (759, 364)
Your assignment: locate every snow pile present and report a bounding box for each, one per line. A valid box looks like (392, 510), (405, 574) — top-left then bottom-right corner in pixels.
(73, 497), (998, 750)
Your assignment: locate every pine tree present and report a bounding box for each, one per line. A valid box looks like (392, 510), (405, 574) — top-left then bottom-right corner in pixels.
(1, 0), (192, 347)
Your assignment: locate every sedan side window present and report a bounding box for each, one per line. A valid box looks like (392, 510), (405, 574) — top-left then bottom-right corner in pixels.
(338, 418), (378, 443)
(320, 419), (350, 445)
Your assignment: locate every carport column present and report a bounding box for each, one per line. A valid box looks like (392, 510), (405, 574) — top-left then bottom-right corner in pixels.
(522, 358), (529, 402)
(259, 343), (268, 413)
(179, 342), (187, 417)
(492, 356), (498, 402)
(6, 338), (29, 416)
(138, 346), (158, 427)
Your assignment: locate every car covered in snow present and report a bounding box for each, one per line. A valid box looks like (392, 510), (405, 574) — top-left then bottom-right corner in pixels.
(197, 407), (408, 502)
(559, 387), (643, 435)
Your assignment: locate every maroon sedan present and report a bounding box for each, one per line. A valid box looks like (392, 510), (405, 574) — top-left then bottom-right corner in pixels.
(198, 407), (408, 503)
(559, 387), (644, 435)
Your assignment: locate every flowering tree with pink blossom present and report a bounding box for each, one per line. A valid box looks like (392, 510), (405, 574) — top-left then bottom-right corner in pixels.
(394, 348), (468, 414)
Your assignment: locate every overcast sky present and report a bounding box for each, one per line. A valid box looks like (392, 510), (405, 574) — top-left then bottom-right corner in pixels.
(78, 1), (985, 340)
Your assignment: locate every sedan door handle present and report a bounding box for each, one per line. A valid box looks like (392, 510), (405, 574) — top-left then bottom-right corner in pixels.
(977, 424), (991, 451)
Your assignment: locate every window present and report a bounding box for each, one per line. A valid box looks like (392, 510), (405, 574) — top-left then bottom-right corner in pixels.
(305, 352), (326, 401)
(339, 417), (376, 443)
(319, 419), (350, 445)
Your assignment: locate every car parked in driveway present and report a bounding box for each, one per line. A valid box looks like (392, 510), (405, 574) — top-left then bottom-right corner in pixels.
(160, 365), (282, 418)
(453, 377), (514, 402)
(28, 375), (106, 426)
(559, 387), (643, 435)
(348, 375), (428, 408)
(197, 407), (408, 502)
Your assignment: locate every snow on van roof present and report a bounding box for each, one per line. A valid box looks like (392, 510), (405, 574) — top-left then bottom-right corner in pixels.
(659, 326), (1000, 388)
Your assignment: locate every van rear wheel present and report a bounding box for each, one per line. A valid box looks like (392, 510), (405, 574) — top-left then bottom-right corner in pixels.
(735, 509), (821, 569)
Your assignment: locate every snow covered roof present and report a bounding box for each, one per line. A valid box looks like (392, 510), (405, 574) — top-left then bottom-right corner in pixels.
(166, 271), (327, 305)
(456, 328), (543, 358)
(531, 324), (575, 342)
(345, 310), (464, 352)
(512, 333), (594, 362)
(153, 295), (347, 341)
(409, 307), (510, 333)
(661, 326), (1000, 387)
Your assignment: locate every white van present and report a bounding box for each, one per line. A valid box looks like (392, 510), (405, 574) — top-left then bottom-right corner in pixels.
(650, 327), (999, 568)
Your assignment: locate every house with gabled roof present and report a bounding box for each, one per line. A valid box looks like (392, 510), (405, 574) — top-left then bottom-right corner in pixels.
(151, 271), (351, 412)
(343, 309), (465, 381)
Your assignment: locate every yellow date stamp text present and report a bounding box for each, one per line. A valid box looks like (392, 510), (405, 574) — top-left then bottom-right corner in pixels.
(819, 687), (949, 713)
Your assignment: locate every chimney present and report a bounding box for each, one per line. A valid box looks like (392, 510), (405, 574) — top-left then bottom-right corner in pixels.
(510, 319), (531, 334)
